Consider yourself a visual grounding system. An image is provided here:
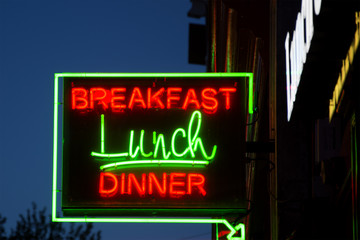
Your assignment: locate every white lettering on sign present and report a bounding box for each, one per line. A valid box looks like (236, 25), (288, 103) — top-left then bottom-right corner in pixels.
(285, 0), (322, 121)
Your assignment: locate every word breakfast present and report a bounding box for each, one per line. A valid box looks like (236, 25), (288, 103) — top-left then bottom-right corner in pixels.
(72, 86), (237, 113)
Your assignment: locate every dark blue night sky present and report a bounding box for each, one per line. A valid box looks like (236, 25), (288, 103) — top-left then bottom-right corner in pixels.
(0, 0), (210, 239)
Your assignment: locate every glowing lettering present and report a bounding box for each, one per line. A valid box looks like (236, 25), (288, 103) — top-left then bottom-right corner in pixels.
(171, 128), (188, 157)
(111, 88), (126, 111)
(182, 88), (201, 110)
(169, 173), (186, 197)
(201, 88), (218, 113)
(140, 129), (153, 157)
(120, 173), (127, 195)
(285, 0), (322, 121)
(90, 88), (108, 110)
(128, 173), (146, 197)
(149, 172), (167, 197)
(153, 132), (171, 159)
(147, 88), (165, 109)
(329, 12), (360, 121)
(129, 87), (146, 109)
(71, 87), (237, 113)
(99, 172), (118, 197)
(167, 87), (182, 109)
(101, 114), (105, 153)
(99, 172), (206, 198)
(219, 88), (236, 110)
(187, 173), (206, 196)
(129, 130), (140, 158)
(72, 88), (88, 109)
(91, 111), (217, 170)
(314, 0), (322, 15)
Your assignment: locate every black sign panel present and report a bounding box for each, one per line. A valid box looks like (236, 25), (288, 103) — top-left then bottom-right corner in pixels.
(62, 73), (249, 216)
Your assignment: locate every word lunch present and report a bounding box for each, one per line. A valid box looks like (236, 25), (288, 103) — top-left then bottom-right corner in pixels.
(92, 110), (217, 171)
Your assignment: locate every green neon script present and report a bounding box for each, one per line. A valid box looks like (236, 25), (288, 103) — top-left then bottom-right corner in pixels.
(91, 110), (217, 170)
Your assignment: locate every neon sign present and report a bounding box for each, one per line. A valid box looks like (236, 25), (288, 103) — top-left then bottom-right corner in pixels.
(329, 12), (360, 121)
(52, 73), (252, 240)
(53, 72), (252, 234)
(72, 87), (237, 113)
(285, 0), (322, 121)
(92, 110), (217, 171)
(99, 172), (206, 198)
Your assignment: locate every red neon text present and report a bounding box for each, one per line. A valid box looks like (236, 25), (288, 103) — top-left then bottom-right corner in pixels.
(99, 172), (206, 198)
(111, 88), (126, 110)
(90, 88), (108, 110)
(72, 87), (236, 113)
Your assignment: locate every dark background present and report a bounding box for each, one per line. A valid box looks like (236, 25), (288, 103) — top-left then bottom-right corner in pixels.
(62, 76), (247, 216)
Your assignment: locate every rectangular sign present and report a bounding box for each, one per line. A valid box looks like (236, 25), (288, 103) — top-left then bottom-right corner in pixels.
(54, 73), (252, 217)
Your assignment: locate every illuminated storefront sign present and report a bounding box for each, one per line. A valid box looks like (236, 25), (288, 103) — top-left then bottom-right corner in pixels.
(71, 87), (236, 113)
(52, 73), (253, 222)
(329, 12), (360, 121)
(285, 0), (322, 121)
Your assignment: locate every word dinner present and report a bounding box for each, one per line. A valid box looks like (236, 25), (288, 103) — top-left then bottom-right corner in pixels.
(99, 172), (206, 198)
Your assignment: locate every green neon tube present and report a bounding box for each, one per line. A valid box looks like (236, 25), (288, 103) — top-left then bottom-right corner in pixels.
(187, 110), (200, 158)
(249, 73), (253, 114)
(153, 133), (171, 159)
(52, 216), (245, 240)
(186, 110), (217, 159)
(101, 114), (105, 153)
(129, 130), (140, 158)
(140, 130), (153, 157)
(99, 159), (209, 171)
(194, 139), (217, 160)
(92, 110), (217, 162)
(171, 128), (188, 157)
(57, 72), (251, 78)
(190, 110), (202, 145)
(52, 74), (60, 220)
(91, 152), (129, 158)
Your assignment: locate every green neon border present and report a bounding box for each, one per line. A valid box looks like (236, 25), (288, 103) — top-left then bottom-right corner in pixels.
(52, 73), (251, 240)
